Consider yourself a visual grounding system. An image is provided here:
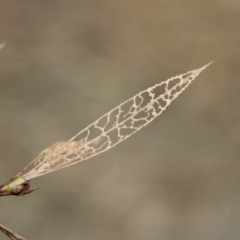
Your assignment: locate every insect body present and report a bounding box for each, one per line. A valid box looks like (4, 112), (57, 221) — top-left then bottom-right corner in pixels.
(0, 63), (211, 197)
(0, 177), (37, 196)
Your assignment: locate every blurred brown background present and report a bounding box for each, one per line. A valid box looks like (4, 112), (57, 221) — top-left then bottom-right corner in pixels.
(0, 1), (240, 240)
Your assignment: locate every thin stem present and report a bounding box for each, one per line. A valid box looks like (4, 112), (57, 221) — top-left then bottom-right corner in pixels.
(0, 223), (26, 240)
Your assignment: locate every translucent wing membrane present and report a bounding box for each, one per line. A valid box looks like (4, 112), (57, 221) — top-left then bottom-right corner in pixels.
(17, 63), (212, 181)
(0, 223), (26, 240)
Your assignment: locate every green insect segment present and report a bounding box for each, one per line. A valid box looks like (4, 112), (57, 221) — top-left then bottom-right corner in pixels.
(0, 176), (37, 196)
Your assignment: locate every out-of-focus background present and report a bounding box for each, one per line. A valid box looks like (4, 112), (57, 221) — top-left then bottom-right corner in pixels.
(0, 1), (240, 240)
